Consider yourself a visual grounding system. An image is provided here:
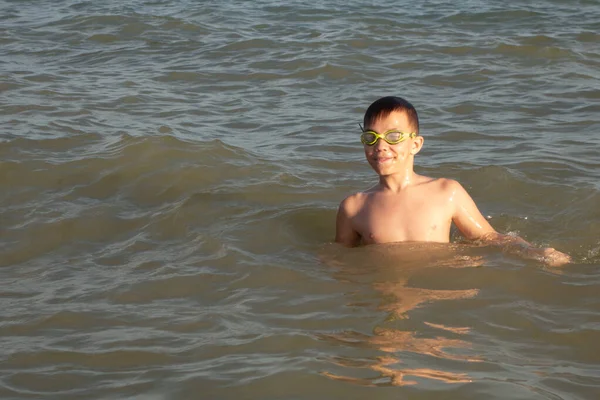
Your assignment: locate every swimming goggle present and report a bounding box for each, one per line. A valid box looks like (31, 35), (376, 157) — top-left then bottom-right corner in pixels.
(359, 123), (417, 146)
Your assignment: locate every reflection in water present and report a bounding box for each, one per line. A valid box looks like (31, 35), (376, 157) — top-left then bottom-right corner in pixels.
(322, 355), (472, 387)
(375, 282), (479, 320)
(320, 325), (479, 386)
(320, 243), (484, 387)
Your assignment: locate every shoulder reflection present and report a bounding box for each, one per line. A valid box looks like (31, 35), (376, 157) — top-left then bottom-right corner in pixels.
(318, 242), (486, 387)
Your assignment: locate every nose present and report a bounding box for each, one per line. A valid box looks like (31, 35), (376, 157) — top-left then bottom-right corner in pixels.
(373, 137), (389, 151)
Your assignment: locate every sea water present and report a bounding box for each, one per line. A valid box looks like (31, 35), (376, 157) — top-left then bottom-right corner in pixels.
(1, 0), (599, 398)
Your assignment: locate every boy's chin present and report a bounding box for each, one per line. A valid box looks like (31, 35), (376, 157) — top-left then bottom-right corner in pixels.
(371, 166), (395, 176)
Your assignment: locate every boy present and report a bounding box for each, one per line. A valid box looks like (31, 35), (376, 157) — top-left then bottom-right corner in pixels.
(335, 96), (571, 267)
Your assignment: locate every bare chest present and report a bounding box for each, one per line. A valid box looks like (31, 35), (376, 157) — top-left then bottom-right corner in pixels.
(354, 194), (452, 244)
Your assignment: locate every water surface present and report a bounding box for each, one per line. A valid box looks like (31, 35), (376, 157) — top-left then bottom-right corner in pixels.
(1, 0), (599, 399)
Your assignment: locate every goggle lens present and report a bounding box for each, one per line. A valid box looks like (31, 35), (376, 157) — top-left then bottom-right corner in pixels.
(361, 132), (378, 145)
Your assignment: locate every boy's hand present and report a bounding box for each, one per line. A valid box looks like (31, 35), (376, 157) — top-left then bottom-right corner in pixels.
(479, 232), (572, 267)
(536, 247), (572, 267)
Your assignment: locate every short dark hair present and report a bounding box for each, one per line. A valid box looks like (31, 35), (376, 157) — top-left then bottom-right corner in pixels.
(363, 96), (419, 134)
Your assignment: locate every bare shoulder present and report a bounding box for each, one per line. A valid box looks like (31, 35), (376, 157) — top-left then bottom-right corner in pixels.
(421, 177), (465, 193)
(336, 191), (367, 246)
(417, 178), (471, 215)
(338, 190), (368, 216)
(415, 175), (462, 193)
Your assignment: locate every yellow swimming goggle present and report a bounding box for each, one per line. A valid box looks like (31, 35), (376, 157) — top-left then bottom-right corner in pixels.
(359, 123), (416, 146)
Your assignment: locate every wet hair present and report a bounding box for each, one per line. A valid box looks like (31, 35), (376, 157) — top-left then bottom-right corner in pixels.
(363, 96), (419, 134)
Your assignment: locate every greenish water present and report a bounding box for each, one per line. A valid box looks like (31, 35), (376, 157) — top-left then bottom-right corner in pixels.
(1, 1), (599, 399)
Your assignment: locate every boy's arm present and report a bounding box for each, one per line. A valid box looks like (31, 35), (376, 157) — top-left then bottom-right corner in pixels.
(449, 180), (571, 267)
(335, 197), (361, 247)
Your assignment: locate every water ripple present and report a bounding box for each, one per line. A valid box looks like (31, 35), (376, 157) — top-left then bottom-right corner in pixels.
(1, 0), (600, 398)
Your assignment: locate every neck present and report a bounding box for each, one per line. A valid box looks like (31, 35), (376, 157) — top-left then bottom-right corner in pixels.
(378, 167), (417, 192)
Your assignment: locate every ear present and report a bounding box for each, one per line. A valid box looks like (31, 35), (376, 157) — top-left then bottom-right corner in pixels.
(410, 136), (424, 155)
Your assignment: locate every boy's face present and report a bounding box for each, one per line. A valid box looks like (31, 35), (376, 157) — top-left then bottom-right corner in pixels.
(363, 110), (422, 176)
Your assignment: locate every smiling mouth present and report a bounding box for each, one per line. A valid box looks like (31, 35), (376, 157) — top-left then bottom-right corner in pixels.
(374, 157), (393, 163)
